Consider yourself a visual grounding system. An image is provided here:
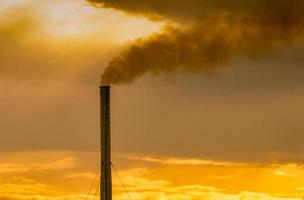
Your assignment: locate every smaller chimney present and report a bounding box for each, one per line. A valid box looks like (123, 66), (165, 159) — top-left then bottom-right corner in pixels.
(100, 85), (112, 200)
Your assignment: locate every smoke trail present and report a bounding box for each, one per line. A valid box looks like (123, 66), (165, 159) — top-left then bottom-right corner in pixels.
(94, 0), (304, 84)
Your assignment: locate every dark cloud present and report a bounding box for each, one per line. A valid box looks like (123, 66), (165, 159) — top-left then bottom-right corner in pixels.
(89, 0), (304, 84)
(88, 0), (304, 22)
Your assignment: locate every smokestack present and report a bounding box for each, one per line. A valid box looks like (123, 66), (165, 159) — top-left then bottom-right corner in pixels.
(100, 85), (112, 200)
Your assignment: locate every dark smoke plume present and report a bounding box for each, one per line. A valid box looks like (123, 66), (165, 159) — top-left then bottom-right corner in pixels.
(89, 0), (304, 84)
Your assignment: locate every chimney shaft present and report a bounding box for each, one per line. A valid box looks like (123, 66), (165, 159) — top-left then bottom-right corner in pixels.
(100, 86), (112, 200)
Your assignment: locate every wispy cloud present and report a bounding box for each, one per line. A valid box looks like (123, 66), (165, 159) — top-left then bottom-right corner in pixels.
(0, 157), (76, 175)
(65, 172), (96, 179)
(112, 169), (301, 200)
(113, 168), (171, 192)
(0, 193), (88, 200)
(0, 152), (303, 200)
(126, 155), (262, 167)
(274, 170), (297, 178)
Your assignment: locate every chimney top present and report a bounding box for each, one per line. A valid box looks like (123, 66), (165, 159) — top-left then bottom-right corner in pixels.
(100, 85), (111, 88)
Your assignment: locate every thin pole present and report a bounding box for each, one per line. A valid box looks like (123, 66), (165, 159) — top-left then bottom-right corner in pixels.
(100, 86), (112, 200)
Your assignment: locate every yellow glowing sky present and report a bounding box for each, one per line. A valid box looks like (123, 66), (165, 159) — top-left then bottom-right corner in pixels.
(1, 151), (304, 200)
(1, 0), (304, 200)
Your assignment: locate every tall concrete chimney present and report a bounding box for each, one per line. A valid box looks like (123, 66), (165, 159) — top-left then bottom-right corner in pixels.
(100, 85), (112, 200)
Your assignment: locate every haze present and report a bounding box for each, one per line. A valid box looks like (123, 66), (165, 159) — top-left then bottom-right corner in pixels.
(1, 0), (304, 199)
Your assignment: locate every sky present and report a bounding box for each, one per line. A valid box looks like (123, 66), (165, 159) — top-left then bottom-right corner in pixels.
(0, 0), (304, 199)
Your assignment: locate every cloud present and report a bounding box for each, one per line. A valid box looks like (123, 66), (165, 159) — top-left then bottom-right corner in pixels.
(112, 168), (301, 200)
(88, 0), (304, 84)
(0, 164), (29, 174)
(274, 170), (297, 178)
(33, 157), (76, 171)
(0, 157), (76, 175)
(113, 168), (171, 192)
(88, 0), (304, 23)
(0, 152), (303, 200)
(65, 172), (96, 179)
(0, 193), (88, 200)
(126, 155), (272, 167)
(0, 180), (56, 196)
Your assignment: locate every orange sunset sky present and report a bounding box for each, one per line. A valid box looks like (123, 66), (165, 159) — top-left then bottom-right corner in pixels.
(1, 0), (304, 199)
